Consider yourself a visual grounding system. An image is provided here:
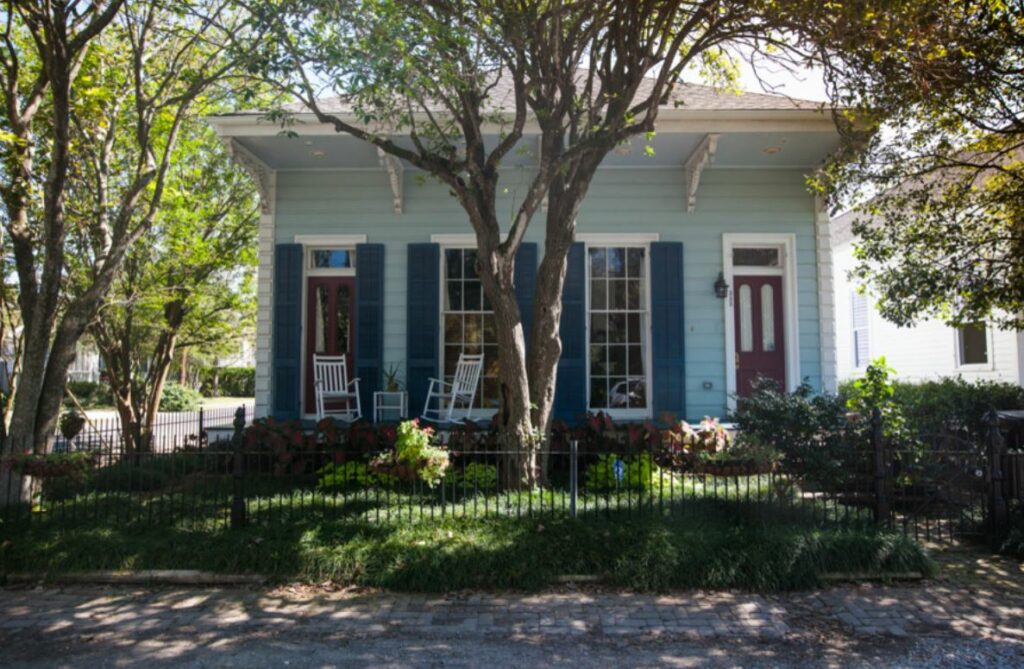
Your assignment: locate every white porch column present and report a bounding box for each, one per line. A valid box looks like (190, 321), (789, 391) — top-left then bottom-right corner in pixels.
(815, 194), (838, 393)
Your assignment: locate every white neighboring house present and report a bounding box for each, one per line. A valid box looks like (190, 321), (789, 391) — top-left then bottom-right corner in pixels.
(1, 328), (104, 387)
(832, 210), (1024, 385)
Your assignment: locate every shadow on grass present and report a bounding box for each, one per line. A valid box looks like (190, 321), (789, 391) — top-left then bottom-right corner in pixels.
(1, 495), (934, 593)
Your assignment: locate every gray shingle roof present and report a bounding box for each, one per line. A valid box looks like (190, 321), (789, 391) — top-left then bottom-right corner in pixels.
(245, 75), (823, 117)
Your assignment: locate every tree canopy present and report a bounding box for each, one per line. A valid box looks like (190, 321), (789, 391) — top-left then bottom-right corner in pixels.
(814, 1), (1024, 329)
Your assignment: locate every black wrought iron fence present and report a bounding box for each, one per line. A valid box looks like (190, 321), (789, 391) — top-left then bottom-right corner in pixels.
(1, 406), (1015, 549)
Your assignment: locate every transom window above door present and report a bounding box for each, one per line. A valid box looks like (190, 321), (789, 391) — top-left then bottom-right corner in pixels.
(587, 246), (649, 414)
(442, 247), (499, 410)
(732, 247), (781, 268)
(308, 248), (355, 270)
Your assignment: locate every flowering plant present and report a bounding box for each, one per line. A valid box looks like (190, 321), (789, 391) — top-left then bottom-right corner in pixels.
(371, 419), (450, 487)
(658, 416), (731, 471)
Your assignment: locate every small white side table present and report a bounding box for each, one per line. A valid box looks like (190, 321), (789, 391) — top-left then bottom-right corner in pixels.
(374, 391), (408, 423)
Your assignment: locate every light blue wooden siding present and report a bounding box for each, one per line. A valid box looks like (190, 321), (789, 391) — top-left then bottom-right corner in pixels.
(274, 167), (821, 420)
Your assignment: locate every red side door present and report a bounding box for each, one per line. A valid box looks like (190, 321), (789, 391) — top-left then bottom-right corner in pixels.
(305, 276), (356, 414)
(733, 275), (785, 397)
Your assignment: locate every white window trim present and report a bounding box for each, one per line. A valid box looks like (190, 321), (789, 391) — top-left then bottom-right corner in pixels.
(294, 234), (367, 245)
(436, 239), (497, 420)
(722, 233), (800, 411)
(954, 323), (995, 371)
(583, 235), (655, 420)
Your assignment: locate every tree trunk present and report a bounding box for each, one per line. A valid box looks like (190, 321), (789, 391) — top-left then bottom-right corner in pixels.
(527, 153), (604, 480)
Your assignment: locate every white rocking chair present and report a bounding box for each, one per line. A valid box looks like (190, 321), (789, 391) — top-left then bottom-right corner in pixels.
(421, 353), (484, 424)
(313, 353), (362, 422)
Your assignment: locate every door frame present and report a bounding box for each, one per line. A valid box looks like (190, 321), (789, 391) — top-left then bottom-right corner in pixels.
(296, 234), (365, 419)
(722, 233), (799, 411)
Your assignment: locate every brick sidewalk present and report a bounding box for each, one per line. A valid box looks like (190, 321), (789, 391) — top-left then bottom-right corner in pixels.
(1, 580), (1022, 643)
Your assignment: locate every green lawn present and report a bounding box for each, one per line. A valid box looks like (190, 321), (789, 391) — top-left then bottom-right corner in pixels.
(0, 497), (932, 592)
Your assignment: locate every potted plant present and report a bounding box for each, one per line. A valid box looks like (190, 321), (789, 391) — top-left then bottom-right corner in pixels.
(383, 363), (402, 392)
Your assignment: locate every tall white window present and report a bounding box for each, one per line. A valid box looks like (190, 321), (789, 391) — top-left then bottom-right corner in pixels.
(957, 323), (989, 366)
(442, 248), (499, 409)
(851, 290), (870, 369)
(587, 246), (649, 413)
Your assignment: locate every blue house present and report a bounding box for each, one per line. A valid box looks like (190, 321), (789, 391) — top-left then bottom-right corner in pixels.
(209, 83), (841, 424)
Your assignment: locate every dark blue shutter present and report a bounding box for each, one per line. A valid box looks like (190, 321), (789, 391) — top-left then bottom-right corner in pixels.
(650, 242), (685, 421)
(406, 243), (440, 417)
(514, 243), (538, 346)
(554, 242), (586, 421)
(272, 243), (303, 420)
(356, 244), (385, 419)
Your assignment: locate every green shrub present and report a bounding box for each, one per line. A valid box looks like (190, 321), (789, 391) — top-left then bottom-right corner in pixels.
(200, 367), (255, 398)
(731, 380), (865, 492)
(585, 451), (670, 492)
(444, 462), (498, 491)
(316, 460), (392, 490)
(159, 383), (203, 412)
(64, 381), (112, 409)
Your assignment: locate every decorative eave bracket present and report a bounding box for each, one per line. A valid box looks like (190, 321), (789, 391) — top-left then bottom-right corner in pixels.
(684, 133), (720, 213)
(377, 148), (404, 214)
(227, 138), (276, 216)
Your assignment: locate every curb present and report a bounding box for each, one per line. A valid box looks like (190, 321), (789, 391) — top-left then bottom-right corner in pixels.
(3, 570), (267, 586)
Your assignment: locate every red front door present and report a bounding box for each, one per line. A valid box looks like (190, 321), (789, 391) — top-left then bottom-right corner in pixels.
(733, 275), (785, 397)
(305, 276), (356, 414)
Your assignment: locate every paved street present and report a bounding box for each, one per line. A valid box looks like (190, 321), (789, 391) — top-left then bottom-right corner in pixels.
(2, 571), (1024, 668)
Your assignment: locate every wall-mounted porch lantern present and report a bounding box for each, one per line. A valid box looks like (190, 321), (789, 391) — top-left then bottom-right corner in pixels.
(714, 272), (730, 299)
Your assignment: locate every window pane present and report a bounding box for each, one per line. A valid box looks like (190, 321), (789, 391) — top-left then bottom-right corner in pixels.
(465, 314), (484, 344)
(739, 284), (753, 352)
(960, 323), (988, 365)
(626, 313), (641, 344)
(445, 249), (463, 279)
(464, 281), (482, 311)
(446, 281), (463, 311)
(315, 285), (328, 353)
(628, 345), (644, 375)
(608, 313), (626, 343)
(628, 379), (646, 408)
(591, 280), (607, 310)
(310, 249), (353, 269)
(590, 313), (608, 343)
(733, 247), (779, 267)
(463, 250), (478, 279)
(589, 248), (607, 278)
(444, 315), (462, 344)
(608, 378), (628, 407)
(626, 279), (641, 310)
(761, 284), (775, 352)
(590, 345), (608, 376)
(608, 346), (627, 376)
(607, 248), (626, 278)
(482, 314), (497, 343)
(444, 346), (462, 376)
(590, 377), (608, 408)
(336, 286), (350, 353)
(627, 248), (644, 278)
(610, 280), (627, 310)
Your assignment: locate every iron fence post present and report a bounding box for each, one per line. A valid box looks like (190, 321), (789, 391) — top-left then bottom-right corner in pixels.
(871, 407), (889, 526)
(230, 406), (247, 529)
(985, 409), (1008, 545)
(570, 439), (578, 519)
(198, 407), (205, 450)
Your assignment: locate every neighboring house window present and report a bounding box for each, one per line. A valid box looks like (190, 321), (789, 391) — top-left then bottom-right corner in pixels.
(851, 290), (870, 368)
(958, 322), (989, 366)
(587, 246), (649, 412)
(442, 247), (498, 410)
